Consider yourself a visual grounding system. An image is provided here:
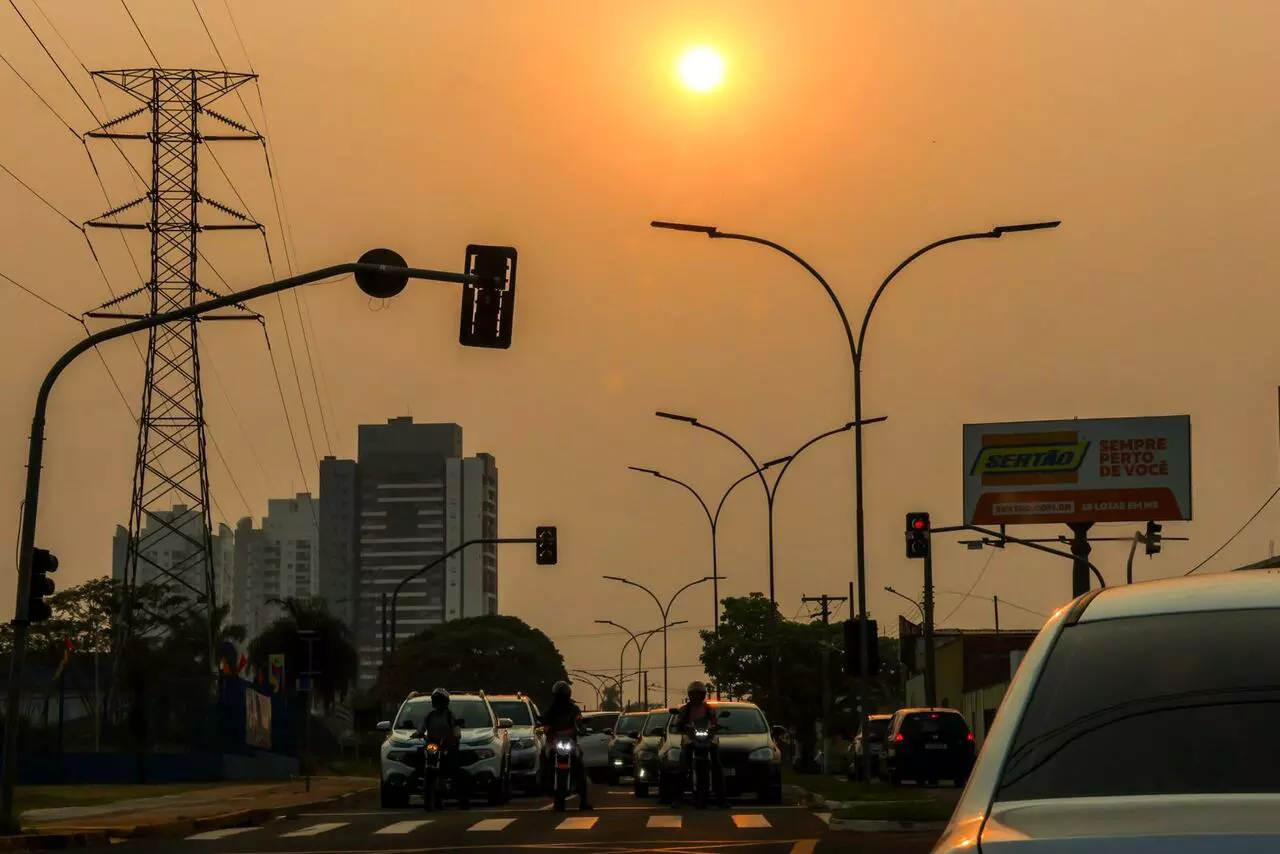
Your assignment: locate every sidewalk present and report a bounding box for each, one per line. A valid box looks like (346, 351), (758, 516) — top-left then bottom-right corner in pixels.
(21, 776), (375, 840)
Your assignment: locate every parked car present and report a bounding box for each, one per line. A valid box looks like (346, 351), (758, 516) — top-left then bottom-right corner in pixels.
(579, 710), (620, 783)
(848, 713), (894, 780)
(934, 571), (1280, 852)
(883, 707), (975, 787)
(486, 693), (543, 797)
(633, 709), (671, 798)
(607, 711), (650, 784)
(656, 701), (784, 803)
(377, 690), (514, 808)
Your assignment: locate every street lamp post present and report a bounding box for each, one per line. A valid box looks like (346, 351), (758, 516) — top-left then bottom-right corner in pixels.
(0, 254), (504, 830)
(652, 415), (887, 717)
(652, 218), (1060, 780)
(601, 575), (715, 706)
(884, 585), (925, 621)
(298, 629), (318, 793)
(595, 620), (688, 711)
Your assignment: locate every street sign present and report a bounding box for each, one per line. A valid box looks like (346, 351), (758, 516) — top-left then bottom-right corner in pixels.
(962, 415), (1192, 526)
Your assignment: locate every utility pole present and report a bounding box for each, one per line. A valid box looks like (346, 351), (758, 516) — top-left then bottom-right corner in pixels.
(299, 630), (318, 793)
(803, 593), (846, 775)
(86, 69), (263, 668)
(922, 546), (936, 707)
(993, 596), (1000, 634)
(1068, 522), (1094, 598)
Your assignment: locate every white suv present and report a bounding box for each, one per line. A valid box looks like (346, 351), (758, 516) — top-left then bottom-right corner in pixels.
(378, 690), (514, 808)
(486, 693), (544, 797)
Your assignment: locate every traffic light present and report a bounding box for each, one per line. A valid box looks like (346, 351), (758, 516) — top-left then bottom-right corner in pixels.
(459, 245), (518, 349)
(535, 526), (558, 565)
(905, 512), (931, 560)
(1145, 521), (1163, 556)
(29, 547), (58, 623)
(842, 618), (880, 677)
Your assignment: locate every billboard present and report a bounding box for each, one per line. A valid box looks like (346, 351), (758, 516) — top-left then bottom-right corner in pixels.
(963, 415), (1191, 525)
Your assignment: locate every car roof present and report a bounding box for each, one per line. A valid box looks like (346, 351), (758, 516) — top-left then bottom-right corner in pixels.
(582, 710), (618, 717)
(486, 694), (532, 702)
(894, 707), (965, 716)
(709, 700), (761, 710)
(1076, 570), (1280, 623)
(866, 714), (894, 720)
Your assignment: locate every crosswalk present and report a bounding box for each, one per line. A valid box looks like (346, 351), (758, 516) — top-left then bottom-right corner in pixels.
(185, 811), (819, 841)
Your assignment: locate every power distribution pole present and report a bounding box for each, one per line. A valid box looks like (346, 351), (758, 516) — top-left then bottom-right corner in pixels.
(803, 593), (846, 775)
(85, 69), (262, 662)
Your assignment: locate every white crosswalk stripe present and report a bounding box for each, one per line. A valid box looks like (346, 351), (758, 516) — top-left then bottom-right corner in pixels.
(186, 827), (261, 841)
(376, 819), (433, 834)
(556, 816), (598, 830)
(647, 814), (682, 828)
(731, 813), (772, 829)
(467, 817), (517, 831)
(280, 822), (347, 838)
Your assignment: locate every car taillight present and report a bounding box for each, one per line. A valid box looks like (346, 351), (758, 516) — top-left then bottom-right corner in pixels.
(894, 733), (904, 742)
(966, 732), (974, 742)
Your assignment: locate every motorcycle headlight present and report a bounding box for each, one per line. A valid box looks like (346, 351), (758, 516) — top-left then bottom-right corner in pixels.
(749, 747), (775, 762)
(555, 740), (573, 752)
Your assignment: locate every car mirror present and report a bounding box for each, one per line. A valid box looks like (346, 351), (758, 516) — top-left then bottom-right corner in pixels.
(629, 730), (641, 739)
(771, 725), (786, 741)
(411, 729), (425, 740)
(603, 727), (614, 736)
(498, 718), (514, 729)
(376, 720), (391, 732)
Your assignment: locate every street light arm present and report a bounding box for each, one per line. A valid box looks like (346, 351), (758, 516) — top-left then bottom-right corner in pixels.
(606, 576), (665, 619)
(884, 585), (925, 620)
(666, 576), (713, 615)
(649, 471), (715, 529)
(689, 420), (770, 505)
(714, 469), (765, 527)
(772, 422), (858, 501)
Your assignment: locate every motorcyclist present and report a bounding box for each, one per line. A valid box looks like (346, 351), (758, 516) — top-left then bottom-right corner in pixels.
(673, 680), (726, 808)
(537, 680), (593, 810)
(420, 688), (470, 810)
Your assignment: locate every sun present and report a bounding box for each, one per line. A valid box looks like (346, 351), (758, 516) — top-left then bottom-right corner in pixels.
(677, 47), (724, 93)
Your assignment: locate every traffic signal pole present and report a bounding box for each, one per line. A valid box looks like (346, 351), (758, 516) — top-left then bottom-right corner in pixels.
(923, 543), (936, 707)
(0, 258), (499, 833)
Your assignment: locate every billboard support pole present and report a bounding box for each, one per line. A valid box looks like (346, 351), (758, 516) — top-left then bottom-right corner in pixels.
(922, 543), (936, 707)
(1068, 522), (1094, 598)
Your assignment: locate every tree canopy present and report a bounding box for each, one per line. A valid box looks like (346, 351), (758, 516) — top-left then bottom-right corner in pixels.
(248, 597), (358, 711)
(377, 615), (567, 711)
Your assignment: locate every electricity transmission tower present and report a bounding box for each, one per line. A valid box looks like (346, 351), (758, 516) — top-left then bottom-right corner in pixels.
(84, 69), (262, 649)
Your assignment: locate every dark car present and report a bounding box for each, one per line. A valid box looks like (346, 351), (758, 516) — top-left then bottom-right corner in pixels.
(632, 709), (671, 798)
(657, 701), (784, 803)
(883, 707), (974, 787)
(848, 713), (893, 780)
(607, 711), (650, 784)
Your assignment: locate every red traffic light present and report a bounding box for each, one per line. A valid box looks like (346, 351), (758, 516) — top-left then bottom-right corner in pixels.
(912, 518), (927, 530)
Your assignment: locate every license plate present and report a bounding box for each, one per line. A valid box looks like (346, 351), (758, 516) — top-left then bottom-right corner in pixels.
(925, 743), (948, 750)
(723, 768), (736, 777)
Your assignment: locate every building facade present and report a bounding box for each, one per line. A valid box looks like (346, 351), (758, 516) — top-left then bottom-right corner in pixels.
(111, 505), (233, 608)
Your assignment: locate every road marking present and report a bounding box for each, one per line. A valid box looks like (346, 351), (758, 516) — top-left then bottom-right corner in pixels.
(279, 822), (347, 838)
(468, 817), (517, 831)
(646, 814), (682, 828)
(185, 827), (260, 841)
(816, 812), (832, 824)
(556, 816), (598, 830)
(732, 813), (772, 829)
(790, 841), (819, 854)
(375, 819), (433, 834)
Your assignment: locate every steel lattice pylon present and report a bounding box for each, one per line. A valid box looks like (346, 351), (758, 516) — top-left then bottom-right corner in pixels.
(85, 69), (261, 647)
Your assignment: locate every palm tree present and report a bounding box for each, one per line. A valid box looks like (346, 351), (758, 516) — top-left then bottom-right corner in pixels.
(248, 597), (357, 711)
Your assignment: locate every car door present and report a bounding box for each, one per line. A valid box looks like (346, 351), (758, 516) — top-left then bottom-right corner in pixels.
(579, 712), (618, 769)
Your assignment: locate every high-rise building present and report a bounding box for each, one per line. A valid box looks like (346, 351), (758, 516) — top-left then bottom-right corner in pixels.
(319, 418), (499, 686)
(112, 505), (232, 609)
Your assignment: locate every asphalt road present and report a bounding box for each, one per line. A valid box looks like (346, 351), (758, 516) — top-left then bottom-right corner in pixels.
(84, 781), (941, 853)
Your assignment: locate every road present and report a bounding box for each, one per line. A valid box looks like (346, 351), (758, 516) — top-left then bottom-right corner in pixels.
(78, 781), (938, 853)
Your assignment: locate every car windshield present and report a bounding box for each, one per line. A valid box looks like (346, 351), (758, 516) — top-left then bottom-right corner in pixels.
(900, 712), (969, 740)
(646, 712), (671, 736)
(616, 714), (647, 735)
(863, 719), (891, 742)
(489, 700), (533, 726)
(713, 707), (768, 734)
(580, 714), (617, 735)
(996, 609), (1280, 801)
(397, 698), (494, 731)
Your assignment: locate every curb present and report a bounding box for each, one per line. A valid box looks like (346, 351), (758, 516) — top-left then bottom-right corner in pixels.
(829, 818), (948, 833)
(780, 784), (826, 809)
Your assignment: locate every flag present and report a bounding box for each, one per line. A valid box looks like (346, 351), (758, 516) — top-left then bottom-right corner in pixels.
(52, 637), (74, 681)
(268, 654), (285, 692)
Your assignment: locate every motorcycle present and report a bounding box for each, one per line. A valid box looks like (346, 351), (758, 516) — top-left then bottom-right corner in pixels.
(549, 729), (576, 812)
(687, 722), (719, 809)
(421, 741), (445, 811)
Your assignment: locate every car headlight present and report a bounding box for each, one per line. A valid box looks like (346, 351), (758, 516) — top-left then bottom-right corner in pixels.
(667, 748), (682, 762)
(511, 737), (536, 750)
(749, 747), (774, 762)
(467, 748), (496, 760)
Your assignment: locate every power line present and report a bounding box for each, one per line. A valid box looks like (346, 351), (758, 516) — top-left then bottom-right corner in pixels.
(118, 0), (159, 66)
(0, 160), (78, 229)
(191, 0), (228, 68)
(1184, 484), (1280, 576)
(8, 0), (99, 122)
(934, 588), (1047, 619)
(939, 546), (997, 625)
(203, 352), (272, 491)
(260, 320), (317, 520)
(0, 45), (79, 137)
(0, 268), (78, 320)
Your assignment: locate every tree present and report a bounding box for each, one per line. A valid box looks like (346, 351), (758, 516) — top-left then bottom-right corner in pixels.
(600, 684), (621, 712)
(249, 597), (358, 711)
(378, 615), (567, 711)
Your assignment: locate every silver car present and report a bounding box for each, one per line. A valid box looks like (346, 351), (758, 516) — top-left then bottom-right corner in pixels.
(486, 693), (543, 797)
(579, 711), (619, 782)
(934, 570), (1280, 852)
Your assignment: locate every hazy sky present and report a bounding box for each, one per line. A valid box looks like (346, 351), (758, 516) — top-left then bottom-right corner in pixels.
(3, 1), (1280, 694)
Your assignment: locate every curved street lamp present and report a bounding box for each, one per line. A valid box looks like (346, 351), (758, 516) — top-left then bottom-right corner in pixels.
(601, 575), (715, 705)
(595, 620), (687, 710)
(652, 217), (1060, 780)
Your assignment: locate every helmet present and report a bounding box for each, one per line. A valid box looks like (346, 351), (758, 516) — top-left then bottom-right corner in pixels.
(430, 687), (450, 709)
(552, 680), (572, 698)
(687, 680), (707, 702)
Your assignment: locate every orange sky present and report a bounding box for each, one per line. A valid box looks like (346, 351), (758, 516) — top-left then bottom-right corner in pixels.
(2, 1), (1280, 689)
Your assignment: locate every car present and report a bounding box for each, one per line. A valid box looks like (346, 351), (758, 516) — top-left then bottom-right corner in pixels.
(882, 707), (975, 787)
(656, 701), (784, 804)
(377, 690), (514, 808)
(632, 709), (671, 798)
(607, 711), (651, 784)
(933, 571), (1280, 853)
(848, 713), (893, 780)
(578, 710), (619, 783)
(486, 693), (543, 797)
